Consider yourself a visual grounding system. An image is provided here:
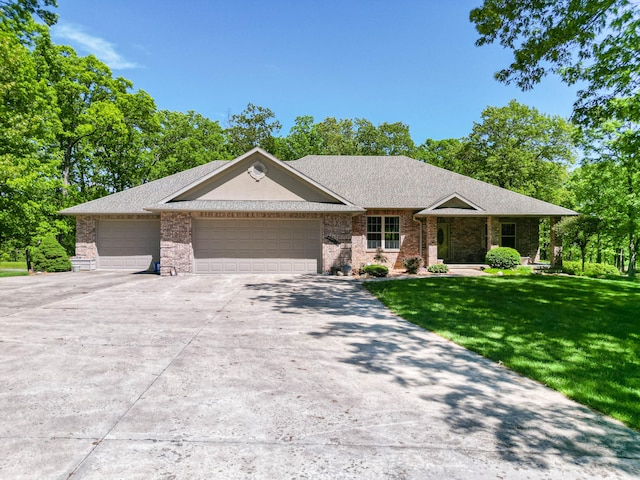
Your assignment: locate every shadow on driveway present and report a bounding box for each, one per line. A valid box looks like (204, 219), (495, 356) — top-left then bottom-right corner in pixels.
(244, 275), (640, 474)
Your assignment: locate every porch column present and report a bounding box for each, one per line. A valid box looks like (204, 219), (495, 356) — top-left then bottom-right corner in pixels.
(75, 216), (97, 259)
(487, 216), (499, 251)
(425, 216), (438, 266)
(549, 216), (563, 267)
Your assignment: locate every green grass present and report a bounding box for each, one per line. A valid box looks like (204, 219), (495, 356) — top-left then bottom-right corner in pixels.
(0, 270), (28, 277)
(0, 261), (28, 277)
(0, 261), (27, 269)
(364, 275), (640, 430)
(483, 266), (533, 276)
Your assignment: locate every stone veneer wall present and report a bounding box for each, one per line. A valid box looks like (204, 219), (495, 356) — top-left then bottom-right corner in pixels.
(352, 210), (421, 269)
(75, 216), (97, 258)
(160, 212), (193, 275)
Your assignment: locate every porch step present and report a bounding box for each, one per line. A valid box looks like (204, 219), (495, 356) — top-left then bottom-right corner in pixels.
(446, 264), (488, 271)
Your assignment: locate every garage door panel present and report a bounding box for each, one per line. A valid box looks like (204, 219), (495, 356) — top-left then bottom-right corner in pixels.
(97, 220), (160, 270)
(194, 219), (321, 274)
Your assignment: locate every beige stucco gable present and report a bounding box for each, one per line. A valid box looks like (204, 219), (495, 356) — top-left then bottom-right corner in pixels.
(166, 148), (347, 204)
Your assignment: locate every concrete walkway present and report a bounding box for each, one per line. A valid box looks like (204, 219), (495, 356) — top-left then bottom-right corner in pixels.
(0, 272), (638, 479)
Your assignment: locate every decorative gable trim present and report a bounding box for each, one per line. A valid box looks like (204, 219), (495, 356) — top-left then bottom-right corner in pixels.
(156, 147), (359, 208)
(425, 193), (484, 211)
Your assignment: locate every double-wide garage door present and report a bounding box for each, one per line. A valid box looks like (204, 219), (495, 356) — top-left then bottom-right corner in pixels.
(194, 218), (322, 274)
(97, 220), (160, 270)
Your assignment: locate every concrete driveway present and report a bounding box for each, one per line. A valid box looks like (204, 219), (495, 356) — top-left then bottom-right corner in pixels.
(1, 272), (638, 479)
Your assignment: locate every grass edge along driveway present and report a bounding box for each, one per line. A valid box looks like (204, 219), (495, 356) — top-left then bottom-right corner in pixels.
(364, 275), (640, 431)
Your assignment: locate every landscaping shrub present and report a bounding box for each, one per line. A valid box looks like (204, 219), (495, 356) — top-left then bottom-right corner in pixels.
(427, 264), (449, 273)
(362, 264), (389, 277)
(563, 261), (619, 278)
(485, 247), (521, 269)
(584, 263), (619, 277)
(562, 261), (581, 276)
(402, 256), (422, 274)
(30, 235), (71, 272)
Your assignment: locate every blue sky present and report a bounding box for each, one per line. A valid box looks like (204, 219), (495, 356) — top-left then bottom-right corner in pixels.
(50, 0), (578, 143)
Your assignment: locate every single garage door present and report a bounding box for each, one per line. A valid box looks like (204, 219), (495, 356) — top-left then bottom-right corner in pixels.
(97, 219), (160, 270)
(194, 218), (322, 274)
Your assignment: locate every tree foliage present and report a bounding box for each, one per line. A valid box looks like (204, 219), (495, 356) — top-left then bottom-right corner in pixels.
(417, 101), (575, 204)
(470, 1), (640, 121)
(226, 103), (281, 156)
(553, 215), (601, 271)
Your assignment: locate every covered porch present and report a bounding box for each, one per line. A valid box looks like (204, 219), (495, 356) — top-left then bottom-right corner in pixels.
(420, 216), (564, 267)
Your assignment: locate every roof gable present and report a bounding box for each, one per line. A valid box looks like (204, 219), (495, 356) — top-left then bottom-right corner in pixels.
(161, 148), (353, 206)
(426, 193), (483, 211)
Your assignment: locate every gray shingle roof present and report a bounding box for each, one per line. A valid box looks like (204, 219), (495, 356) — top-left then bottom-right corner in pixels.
(290, 155), (577, 216)
(60, 151), (577, 217)
(144, 200), (364, 213)
(59, 161), (227, 215)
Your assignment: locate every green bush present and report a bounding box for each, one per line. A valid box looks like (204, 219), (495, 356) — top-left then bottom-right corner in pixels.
(562, 261), (581, 276)
(563, 261), (619, 278)
(402, 256), (422, 274)
(31, 235), (71, 272)
(485, 247), (521, 270)
(362, 264), (389, 277)
(427, 264), (449, 273)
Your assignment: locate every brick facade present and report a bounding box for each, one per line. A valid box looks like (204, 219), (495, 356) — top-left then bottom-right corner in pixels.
(75, 216), (97, 258)
(352, 210), (421, 269)
(160, 212), (193, 275)
(427, 216), (542, 265)
(322, 214), (353, 273)
(75, 211), (549, 274)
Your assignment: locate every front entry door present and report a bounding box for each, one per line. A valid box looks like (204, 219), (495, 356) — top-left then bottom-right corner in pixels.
(437, 223), (450, 261)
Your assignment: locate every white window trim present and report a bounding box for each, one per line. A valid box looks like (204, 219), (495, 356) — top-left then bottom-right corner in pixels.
(366, 215), (401, 251)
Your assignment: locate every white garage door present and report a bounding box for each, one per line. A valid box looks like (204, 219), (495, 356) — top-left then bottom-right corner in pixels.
(194, 218), (322, 274)
(97, 220), (160, 270)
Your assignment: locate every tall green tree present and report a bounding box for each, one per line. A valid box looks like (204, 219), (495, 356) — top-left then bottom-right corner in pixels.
(470, 1), (640, 120)
(354, 119), (415, 156)
(1, 0), (58, 35)
(470, 1), (640, 277)
(276, 115), (321, 160)
(146, 110), (229, 179)
(226, 103), (281, 155)
(0, 20), (62, 253)
(581, 109), (640, 277)
(415, 138), (467, 172)
(428, 101), (575, 203)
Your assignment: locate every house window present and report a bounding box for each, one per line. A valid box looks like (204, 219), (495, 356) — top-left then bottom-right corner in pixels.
(501, 223), (516, 249)
(367, 216), (400, 250)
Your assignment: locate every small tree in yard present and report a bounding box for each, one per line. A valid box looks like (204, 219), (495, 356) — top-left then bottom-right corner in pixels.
(31, 235), (71, 272)
(553, 216), (600, 272)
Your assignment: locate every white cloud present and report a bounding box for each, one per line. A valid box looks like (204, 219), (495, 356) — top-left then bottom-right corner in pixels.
(53, 23), (139, 70)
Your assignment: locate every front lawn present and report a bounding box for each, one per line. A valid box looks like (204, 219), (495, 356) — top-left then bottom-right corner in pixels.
(0, 261), (28, 277)
(364, 276), (640, 430)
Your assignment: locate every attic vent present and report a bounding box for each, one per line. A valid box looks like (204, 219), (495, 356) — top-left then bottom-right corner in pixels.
(248, 161), (268, 181)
